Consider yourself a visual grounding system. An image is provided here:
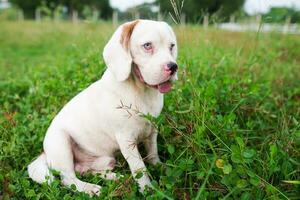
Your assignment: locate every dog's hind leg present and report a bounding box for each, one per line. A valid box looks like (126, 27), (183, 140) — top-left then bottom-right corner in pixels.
(43, 129), (101, 196)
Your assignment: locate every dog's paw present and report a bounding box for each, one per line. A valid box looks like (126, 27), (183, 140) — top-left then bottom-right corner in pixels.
(147, 157), (162, 165)
(137, 175), (152, 193)
(81, 183), (101, 196)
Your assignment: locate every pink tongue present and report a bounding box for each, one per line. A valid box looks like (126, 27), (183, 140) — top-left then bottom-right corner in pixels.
(158, 81), (172, 93)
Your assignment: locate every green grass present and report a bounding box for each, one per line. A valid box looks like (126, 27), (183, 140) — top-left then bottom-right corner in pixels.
(0, 21), (300, 199)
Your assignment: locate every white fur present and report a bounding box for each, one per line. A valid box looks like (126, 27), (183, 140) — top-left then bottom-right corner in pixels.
(130, 20), (177, 85)
(28, 153), (53, 183)
(103, 22), (133, 82)
(28, 20), (177, 196)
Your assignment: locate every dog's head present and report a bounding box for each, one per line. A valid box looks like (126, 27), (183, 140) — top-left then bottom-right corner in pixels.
(103, 20), (178, 93)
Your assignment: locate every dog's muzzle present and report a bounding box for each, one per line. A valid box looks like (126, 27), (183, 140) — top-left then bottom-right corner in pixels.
(133, 63), (174, 93)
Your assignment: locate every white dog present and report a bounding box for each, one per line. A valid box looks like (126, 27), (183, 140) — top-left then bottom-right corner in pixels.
(28, 19), (178, 196)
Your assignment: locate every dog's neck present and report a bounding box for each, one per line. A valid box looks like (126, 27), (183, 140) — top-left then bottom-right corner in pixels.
(102, 66), (163, 117)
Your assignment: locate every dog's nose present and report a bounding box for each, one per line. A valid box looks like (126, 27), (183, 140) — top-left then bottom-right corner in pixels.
(166, 62), (178, 75)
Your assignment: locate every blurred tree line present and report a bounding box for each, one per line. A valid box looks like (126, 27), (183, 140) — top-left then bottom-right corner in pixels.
(157, 0), (245, 23)
(9, 0), (112, 19)
(262, 7), (300, 23)
(6, 0), (300, 23)
(8, 0), (246, 22)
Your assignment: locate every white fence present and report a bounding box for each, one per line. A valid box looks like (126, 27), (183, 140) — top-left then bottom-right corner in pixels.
(218, 23), (300, 34)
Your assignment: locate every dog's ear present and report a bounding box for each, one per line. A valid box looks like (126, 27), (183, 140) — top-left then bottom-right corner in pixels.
(103, 20), (139, 81)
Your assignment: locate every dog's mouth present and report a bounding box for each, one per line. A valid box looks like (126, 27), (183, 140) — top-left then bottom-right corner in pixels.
(156, 81), (172, 93)
(133, 64), (172, 93)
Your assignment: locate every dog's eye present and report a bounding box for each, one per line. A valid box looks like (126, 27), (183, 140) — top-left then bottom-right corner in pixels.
(170, 43), (175, 51)
(143, 42), (153, 51)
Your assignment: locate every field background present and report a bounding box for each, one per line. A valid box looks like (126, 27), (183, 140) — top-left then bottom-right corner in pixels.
(0, 21), (299, 199)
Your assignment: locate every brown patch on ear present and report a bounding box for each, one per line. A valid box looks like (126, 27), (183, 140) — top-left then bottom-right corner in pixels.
(120, 20), (139, 50)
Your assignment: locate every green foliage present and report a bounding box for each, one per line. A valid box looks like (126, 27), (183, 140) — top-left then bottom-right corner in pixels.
(263, 7), (300, 23)
(157, 0), (245, 23)
(0, 21), (300, 199)
(8, 0), (112, 19)
(9, 0), (41, 18)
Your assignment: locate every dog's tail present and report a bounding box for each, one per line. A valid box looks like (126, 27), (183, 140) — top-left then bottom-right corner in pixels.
(28, 153), (54, 184)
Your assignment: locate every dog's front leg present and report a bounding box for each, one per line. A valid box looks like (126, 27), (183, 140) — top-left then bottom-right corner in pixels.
(116, 133), (151, 192)
(144, 130), (161, 165)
